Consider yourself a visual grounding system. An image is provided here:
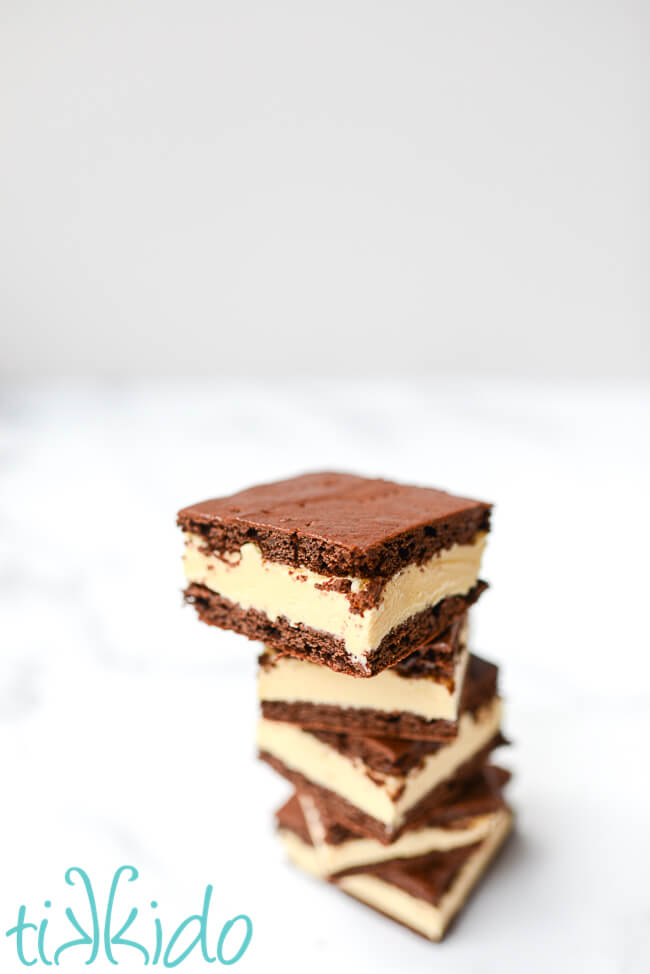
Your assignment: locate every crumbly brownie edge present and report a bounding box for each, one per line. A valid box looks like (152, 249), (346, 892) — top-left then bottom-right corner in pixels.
(178, 506), (490, 579)
(183, 581), (487, 677)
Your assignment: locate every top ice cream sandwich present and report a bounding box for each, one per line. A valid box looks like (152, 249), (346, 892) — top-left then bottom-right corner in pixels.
(178, 471), (491, 676)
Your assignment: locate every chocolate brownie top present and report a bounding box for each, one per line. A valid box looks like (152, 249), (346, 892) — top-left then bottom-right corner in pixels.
(177, 471), (491, 578)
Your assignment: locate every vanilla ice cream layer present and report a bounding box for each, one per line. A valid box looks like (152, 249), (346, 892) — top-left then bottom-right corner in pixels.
(335, 809), (512, 941)
(257, 698), (502, 830)
(296, 793), (500, 876)
(258, 648), (469, 721)
(183, 533), (487, 666)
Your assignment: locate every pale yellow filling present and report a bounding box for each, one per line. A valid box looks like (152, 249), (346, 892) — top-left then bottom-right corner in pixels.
(257, 698), (502, 830)
(258, 647), (468, 721)
(336, 809), (513, 941)
(277, 829), (323, 877)
(183, 533), (486, 666)
(294, 793), (501, 876)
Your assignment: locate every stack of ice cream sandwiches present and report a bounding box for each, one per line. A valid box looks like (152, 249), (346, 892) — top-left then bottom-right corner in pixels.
(178, 472), (512, 942)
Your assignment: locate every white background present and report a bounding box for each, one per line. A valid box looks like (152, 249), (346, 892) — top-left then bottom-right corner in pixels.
(1, 0), (648, 378)
(1, 2), (649, 972)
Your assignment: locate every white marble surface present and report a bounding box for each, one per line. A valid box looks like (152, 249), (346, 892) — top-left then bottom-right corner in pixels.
(1, 378), (648, 972)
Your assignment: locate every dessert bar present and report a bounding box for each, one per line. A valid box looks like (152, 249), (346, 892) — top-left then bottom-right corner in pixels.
(179, 472), (490, 676)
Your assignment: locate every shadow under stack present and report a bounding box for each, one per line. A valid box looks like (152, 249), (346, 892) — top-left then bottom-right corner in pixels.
(178, 472), (512, 942)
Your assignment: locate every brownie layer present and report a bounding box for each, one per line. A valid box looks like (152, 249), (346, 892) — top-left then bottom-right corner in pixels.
(261, 653), (495, 742)
(178, 471), (491, 578)
(184, 581), (487, 677)
(262, 702), (460, 741)
(307, 765), (512, 844)
(260, 735), (505, 843)
(391, 616), (464, 678)
(336, 841), (478, 890)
